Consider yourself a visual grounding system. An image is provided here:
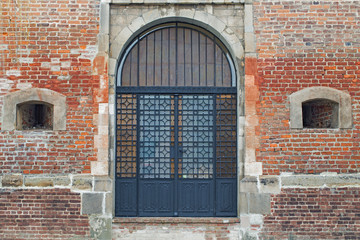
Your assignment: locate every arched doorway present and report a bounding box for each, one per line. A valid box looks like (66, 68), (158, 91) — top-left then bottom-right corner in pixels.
(115, 22), (237, 217)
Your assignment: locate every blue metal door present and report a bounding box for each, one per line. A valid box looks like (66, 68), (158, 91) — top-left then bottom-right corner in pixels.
(115, 92), (237, 217)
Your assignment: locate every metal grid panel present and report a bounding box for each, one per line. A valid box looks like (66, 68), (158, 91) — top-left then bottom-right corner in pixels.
(179, 95), (214, 179)
(116, 94), (137, 178)
(215, 94), (237, 178)
(138, 95), (174, 179)
(116, 93), (237, 179)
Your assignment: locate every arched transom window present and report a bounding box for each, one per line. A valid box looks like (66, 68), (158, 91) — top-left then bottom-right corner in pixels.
(117, 22), (235, 88)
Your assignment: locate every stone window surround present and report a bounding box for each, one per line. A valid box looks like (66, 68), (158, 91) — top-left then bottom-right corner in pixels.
(2, 88), (66, 131)
(289, 86), (352, 129)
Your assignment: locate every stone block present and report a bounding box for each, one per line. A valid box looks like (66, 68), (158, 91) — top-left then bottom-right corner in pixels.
(179, 9), (195, 19)
(98, 34), (109, 53)
(82, 193), (104, 215)
(109, 58), (117, 74)
(245, 32), (256, 53)
(239, 192), (249, 214)
(24, 177), (54, 187)
(249, 214), (263, 225)
(244, 162), (262, 176)
(207, 14), (226, 34)
(128, 17), (145, 33)
(231, 41), (245, 61)
(97, 148), (109, 161)
(53, 176), (71, 186)
(142, 9), (161, 25)
(248, 193), (270, 214)
(72, 175), (93, 190)
(89, 216), (112, 240)
(105, 192), (113, 215)
(239, 176), (258, 193)
(100, 2), (110, 34)
(244, 4), (254, 33)
(2, 174), (23, 187)
(94, 177), (112, 192)
(92, 161), (109, 176)
(240, 215), (250, 228)
(221, 27), (238, 45)
(259, 176), (280, 194)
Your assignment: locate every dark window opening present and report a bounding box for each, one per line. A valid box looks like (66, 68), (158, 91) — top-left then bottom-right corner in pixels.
(302, 99), (339, 128)
(16, 102), (53, 130)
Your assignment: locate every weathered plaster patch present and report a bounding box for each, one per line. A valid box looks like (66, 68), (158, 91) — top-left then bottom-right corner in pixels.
(71, 45), (98, 60)
(16, 83), (33, 89)
(6, 70), (21, 76)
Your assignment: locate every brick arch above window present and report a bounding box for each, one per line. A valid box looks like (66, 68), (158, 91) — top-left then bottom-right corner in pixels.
(289, 87), (352, 129)
(2, 88), (66, 131)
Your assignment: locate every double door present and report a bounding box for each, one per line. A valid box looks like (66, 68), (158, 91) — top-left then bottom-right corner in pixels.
(115, 93), (237, 217)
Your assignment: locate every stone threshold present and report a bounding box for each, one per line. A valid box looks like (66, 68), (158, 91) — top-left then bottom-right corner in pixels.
(113, 217), (240, 224)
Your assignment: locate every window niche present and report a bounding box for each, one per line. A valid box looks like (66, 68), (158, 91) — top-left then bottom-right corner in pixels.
(2, 88), (66, 131)
(290, 87), (352, 129)
(16, 102), (54, 130)
(302, 99), (339, 129)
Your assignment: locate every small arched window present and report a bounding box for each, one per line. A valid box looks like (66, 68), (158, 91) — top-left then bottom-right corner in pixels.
(2, 88), (66, 131)
(290, 87), (352, 129)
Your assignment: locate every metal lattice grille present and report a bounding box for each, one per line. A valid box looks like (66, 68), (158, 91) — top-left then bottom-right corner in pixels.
(116, 93), (236, 179)
(116, 94), (137, 178)
(216, 94), (237, 178)
(179, 95), (214, 179)
(139, 95), (174, 179)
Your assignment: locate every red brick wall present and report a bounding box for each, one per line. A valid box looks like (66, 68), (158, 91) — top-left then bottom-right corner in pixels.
(253, 0), (360, 174)
(0, 188), (91, 239)
(0, 0), (105, 174)
(261, 187), (360, 239)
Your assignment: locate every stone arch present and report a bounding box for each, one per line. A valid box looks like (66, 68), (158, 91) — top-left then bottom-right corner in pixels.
(2, 88), (66, 130)
(110, 10), (244, 76)
(289, 87), (352, 129)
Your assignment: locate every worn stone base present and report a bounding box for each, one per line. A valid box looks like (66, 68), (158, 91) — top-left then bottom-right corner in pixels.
(113, 217), (241, 240)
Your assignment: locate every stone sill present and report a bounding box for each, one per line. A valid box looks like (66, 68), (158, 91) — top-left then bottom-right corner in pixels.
(113, 217), (240, 224)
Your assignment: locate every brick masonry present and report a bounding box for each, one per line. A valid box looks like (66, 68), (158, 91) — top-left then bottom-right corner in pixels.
(261, 187), (360, 239)
(253, 0), (360, 175)
(0, 0), (107, 175)
(0, 188), (91, 240)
